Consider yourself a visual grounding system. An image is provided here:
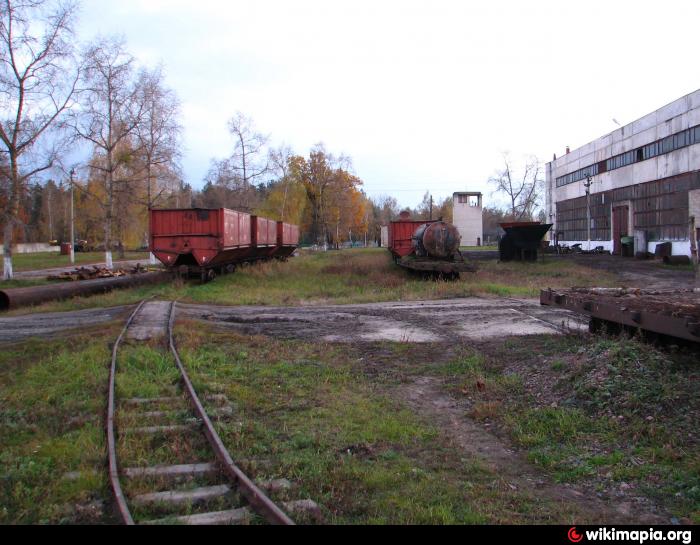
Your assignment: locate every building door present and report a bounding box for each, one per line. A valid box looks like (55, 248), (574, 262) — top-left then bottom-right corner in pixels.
(612, 205), (629, 256)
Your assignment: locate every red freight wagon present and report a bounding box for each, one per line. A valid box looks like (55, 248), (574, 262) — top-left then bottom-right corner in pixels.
(251, 216), (278, 258)
(150, 208), (251, 272)
(276, 222), (300, 259)
(388, 220), (437, 259)
(150, 208), (301, 281)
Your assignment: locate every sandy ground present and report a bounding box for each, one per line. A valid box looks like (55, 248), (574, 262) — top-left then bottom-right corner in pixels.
(177, 297), (587, 344)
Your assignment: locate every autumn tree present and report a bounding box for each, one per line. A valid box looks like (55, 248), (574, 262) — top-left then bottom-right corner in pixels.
(0, 0), (79, 279)
(71, 36), (145, 268)
(289, 144), (356, 246)
(488, 153), (544, 221)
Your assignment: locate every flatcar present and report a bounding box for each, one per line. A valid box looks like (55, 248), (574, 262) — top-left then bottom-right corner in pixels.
(150, 208), (299, 282)
(387, 212), (475, 279)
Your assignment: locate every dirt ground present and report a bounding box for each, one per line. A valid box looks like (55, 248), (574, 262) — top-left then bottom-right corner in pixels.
(0, 305), (130, 343)
(564, 253), (697, 289)
(177, 297), (587, 343)
(395, 375), (668, 524)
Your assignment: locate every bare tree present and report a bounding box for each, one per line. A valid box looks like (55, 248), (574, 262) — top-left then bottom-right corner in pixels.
(227, 111), (268, 188)
(268, 143), (293, 220)
(488, 153), (544, 221)
(0, 0), (79, 279)
(134, 65), (181, 262)
(206, 112), (269, 212)
(71, 36), (145, 269)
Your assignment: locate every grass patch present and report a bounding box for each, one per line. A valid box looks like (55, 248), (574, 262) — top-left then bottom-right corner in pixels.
(7, 248), (619, 315)
(456, 334), (700, 522)
(0, 329), (120, 524)
(7, 251), (149, 273)
(170, 322), (585, 524)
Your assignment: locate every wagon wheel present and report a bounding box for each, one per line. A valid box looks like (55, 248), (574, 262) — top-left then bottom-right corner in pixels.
(201, 269), (216, 283)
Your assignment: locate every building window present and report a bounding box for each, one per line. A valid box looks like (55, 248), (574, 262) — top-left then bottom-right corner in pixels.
(556, 123), (700, 187)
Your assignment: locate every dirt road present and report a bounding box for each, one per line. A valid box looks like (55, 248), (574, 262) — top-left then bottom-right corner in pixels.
(178, 297), (587, 343)
(0, 297), (583, 345)
(0, 305), (130, 343)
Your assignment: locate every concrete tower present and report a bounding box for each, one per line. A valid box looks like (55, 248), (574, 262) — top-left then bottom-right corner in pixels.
(453, 192), (483, 247)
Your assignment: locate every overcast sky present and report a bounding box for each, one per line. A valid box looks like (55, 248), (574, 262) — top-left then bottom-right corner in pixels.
(76, 0), (700, 208)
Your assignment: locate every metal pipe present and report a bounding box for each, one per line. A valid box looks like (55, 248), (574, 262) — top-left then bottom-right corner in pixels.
(0, 271), (170, 311)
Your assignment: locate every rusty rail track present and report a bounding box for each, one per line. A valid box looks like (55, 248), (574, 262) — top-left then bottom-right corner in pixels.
(106, 300), (294, 525)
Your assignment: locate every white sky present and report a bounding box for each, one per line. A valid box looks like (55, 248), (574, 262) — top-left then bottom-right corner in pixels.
(76, 0), (700, 208)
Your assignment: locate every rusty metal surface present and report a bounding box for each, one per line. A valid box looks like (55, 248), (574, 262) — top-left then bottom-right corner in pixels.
(388, 219), (437, 258)
(167, 302), (294, 525)
(540, 288), (700, 343)
(107, 300), (147, 525)
(150, 208), (299, 272)
(414, 222), (461, 259)
(0, 272), (171, 311)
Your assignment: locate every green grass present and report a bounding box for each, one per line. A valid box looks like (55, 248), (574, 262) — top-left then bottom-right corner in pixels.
(5, 248), (619, 315)
(460, 245), (498, 251)
(448, 335), (700, 523)
(172, 323), (588, 524)
(5, 251), (150, 273)
(0, 327), (120, 524)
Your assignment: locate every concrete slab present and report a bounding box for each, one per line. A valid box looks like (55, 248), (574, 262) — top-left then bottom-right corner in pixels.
(123, 463), (217, 480)
(127, 301), (171, 340)
(133, 484), (231, 506)
(144, 507), (250, 525)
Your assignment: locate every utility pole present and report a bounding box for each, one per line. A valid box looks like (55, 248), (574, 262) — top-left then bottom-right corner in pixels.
(69, 168), (75, 265)
(429, 194), (433, 220)
(584, 174), (593, 252)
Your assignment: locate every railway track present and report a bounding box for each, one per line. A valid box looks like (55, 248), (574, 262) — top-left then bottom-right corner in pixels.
(107, 300), (294, 525)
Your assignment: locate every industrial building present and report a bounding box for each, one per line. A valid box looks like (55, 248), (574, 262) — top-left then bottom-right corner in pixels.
(545, 89), (700, 257)
(453, 192), (483, 247)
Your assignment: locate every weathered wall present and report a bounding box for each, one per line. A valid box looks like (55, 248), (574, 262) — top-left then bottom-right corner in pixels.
(546, 89), (700, 256)
(380, 225), (389, 248)
(453, 193), (483, 246)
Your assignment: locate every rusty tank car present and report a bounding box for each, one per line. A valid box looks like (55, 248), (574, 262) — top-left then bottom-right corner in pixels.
(387, 213), (475, 279)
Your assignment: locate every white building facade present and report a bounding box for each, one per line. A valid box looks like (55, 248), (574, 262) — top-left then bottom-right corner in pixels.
(453, 192), (483, 247)
(546, 89), (700, 256)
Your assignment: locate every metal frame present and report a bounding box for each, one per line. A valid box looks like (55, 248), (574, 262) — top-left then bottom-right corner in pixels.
(540, 289), (700, 343)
